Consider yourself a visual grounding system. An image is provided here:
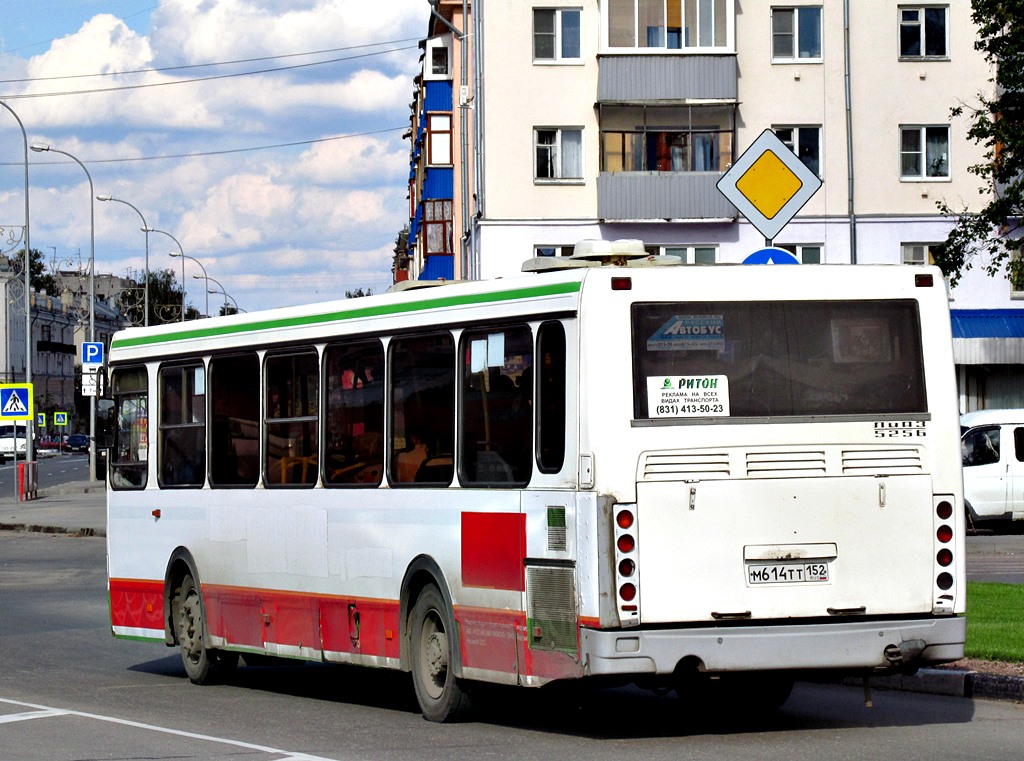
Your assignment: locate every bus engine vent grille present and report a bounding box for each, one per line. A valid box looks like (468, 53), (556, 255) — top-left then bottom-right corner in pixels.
(746, 450), (827, 477)
(526, 565), (578, 654)
(842, 448), (923, 474)
(547, 507), (567, 552)
(642, 451), (731, 480)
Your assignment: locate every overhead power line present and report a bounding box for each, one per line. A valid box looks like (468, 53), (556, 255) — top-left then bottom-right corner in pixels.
(0, 38), (422, 85)
(0, 43), (419, 100)
(3, 126), (406, 167)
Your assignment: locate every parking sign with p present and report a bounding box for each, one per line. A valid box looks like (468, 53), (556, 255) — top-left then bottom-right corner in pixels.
(82, 342), (104, 366)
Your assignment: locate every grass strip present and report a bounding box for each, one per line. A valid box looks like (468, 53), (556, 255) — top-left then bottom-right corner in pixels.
(965, 581), (1024, 662)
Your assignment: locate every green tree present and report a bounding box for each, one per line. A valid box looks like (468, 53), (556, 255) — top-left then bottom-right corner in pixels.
(116, 268), (200, 326)
(934, 1), (1024, 287)
(7, 249), (59, 295)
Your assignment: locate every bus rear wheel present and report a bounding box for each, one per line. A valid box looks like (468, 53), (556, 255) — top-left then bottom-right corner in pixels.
(409, 585), (471, 722)
(176, 573), (237, 684)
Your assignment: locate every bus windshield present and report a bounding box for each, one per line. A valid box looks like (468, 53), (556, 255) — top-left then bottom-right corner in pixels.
(632, 299), (927, 419)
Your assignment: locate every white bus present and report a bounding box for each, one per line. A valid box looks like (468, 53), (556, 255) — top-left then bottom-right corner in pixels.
(105, 243), (965, 721)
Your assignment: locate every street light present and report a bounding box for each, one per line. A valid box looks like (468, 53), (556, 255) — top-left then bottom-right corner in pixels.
(2, 101), (33, 468)
(178, 260), (211, 318)
(96, 195), (149, 327)
(205, 275), (241, 313)
(30, 143), (95, 479)
(146, 228), (188, 321)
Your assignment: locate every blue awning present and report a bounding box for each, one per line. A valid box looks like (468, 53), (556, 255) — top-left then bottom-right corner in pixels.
(950, 310), (1024, 339)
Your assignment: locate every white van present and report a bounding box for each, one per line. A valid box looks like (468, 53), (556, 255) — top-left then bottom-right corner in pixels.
(0, 423), (28, 463)
(961, 409), (1024, 522)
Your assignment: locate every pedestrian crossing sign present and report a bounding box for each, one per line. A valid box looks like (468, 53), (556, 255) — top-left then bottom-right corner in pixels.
(0, 384), (33, 421)
(55, 411), (68, 426)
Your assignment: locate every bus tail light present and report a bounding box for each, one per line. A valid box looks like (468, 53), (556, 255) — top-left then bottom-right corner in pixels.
(613, 504), (640, 626)
(932, 496), (958, 613)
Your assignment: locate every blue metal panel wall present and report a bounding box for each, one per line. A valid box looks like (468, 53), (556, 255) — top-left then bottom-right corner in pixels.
(424, 168), (454, 198)
(425, 80), (453, 112)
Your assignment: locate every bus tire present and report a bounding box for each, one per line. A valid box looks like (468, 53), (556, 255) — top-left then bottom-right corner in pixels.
(409, 585), (471, 722)
(176, 573), (237, 684)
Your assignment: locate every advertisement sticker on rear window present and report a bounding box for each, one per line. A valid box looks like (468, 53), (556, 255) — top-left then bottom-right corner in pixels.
(647, 376), (730, 417)
(647, 315), (725, 352)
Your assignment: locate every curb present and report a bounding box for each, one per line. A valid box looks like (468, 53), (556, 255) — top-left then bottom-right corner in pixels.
(857, 669), (1024, 702)
(0, 522), (102, 537)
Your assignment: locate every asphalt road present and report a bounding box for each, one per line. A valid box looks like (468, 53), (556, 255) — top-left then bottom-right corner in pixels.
(2, 533), (1024, 761)
(0, 452), (89, 496)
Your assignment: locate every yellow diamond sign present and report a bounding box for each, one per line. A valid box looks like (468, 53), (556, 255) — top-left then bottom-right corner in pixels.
(717, 129), (822, 240)
(735, 150), (803, 220)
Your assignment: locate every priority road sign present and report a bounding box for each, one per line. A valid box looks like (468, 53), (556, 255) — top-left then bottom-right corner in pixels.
(716, 129), (822, 242)
(82, 341), (104, 366)
(0, 384), (33, 421)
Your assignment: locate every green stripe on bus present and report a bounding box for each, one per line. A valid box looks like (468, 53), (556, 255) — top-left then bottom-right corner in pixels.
(111, 280), (582, 350)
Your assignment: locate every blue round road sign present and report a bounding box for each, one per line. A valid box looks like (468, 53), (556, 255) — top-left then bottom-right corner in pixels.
(742, 247), (800, 265)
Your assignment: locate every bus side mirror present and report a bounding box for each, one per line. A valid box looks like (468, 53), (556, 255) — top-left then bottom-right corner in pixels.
(95, 399), (115, 450)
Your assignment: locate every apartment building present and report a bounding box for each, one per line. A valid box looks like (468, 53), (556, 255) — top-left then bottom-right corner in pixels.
(406, 1), (1018, 409)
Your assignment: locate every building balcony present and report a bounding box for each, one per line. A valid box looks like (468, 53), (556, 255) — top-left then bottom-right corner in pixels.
(598, 171), (736, 222)
(597, 54), (736, 104)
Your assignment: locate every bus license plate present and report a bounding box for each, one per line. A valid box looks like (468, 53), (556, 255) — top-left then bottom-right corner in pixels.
(747, 562), (830, 585)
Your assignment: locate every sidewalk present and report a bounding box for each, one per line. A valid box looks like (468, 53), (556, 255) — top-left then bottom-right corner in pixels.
(0, 480), (1020, 704)
(0, 479), (106, 537)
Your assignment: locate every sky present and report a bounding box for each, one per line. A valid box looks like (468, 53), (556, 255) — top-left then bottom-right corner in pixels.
(0, 0), (429, 315)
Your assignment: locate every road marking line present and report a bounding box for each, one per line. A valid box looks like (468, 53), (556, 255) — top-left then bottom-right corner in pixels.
(0, 708), (69, 723)
(0, 698), (337, 760)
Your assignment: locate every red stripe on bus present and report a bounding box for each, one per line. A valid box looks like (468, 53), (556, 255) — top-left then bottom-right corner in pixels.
(109, 578), (164, 633)
(461, 512), (526, 591)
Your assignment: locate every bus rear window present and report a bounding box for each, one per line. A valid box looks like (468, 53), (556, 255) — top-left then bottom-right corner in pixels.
(632, 300), (926, 419)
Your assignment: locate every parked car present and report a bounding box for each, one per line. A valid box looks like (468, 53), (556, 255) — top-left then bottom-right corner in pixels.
(66, 433), (90, 453)
(960, 409), (1024, 523)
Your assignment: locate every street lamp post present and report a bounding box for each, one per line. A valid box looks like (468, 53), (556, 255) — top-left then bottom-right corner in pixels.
(147, 228), (187, 321)
(1, 101), (33, 469)
(178, 258), (210, 318)
(30, 143), (95, 479)
(96, 195), (149, 327)
(205, 276), (240, 313)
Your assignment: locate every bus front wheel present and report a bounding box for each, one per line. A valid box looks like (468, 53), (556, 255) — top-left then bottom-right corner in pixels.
(176, 573), (237, 684)
(409, 585), (471, 722)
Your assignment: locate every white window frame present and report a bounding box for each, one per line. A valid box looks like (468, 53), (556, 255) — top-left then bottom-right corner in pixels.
(900, 125), (950, 181)
(898, 6), (949, 60)
(773, 125), (822, 177)
(901, 242), (938, 265)
(651, 244), (718, 264)
(771, 6), (823, 62)
(427, 113), (453, 167)
(534, 8), (583, 63)
(603, 0), (735, 53)
(534, 127), (585, 183)
(779, 243), (822, 264)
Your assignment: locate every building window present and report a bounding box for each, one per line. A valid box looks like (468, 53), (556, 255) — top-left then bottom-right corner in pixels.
(899, 6), (947, 58)
(900, 125), (949, 179)
(535, 127), (584, 181)
(772, 6), (822, 61)
(534, 8), (582, 61)
(40, 324), (52, 342)
(424, 200), (453, 256)
(431, 45), (450, 76)
(774, 125), (821, 177)
(600, 105), (733, 173)
(901, 242), (941, 265)
(780, 243), (822, 264)
(606, 0), (732, 50)
(654, 245), (717, 263)
(535, 245), (574, 257)
(427, 113), (452, 166)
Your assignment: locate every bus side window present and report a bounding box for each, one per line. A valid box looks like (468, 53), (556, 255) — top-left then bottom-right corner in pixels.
(158, 364), (206, 488)
(459, 325), (533, 486)
(324, 340), (384, 486)
(537, 321), (566, 473)
(209, 354), (259, 487)
(110, 367), (149, 490)
(389, 333), (455, 486)
(265, 350), (319, 487)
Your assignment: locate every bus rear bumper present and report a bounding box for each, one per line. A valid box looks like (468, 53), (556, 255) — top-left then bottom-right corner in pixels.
(580, 616), (966, 677)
